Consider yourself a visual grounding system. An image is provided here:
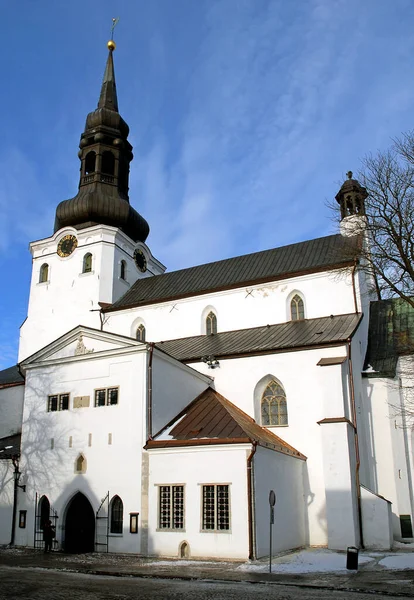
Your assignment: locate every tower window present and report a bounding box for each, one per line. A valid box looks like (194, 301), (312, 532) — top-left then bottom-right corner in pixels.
(206, 311), (217, 335)
(39, 263), (49, 283)
(82, 253), (92, 273)
(290, 294), (305, 320)
(102, 151), (115, 176)
(75, 453), (87, 474)
(85, 151), (96, 174)
(261, 379), (288, 426)
(120, 260), (127, 281)
(136, 324), (146, 342)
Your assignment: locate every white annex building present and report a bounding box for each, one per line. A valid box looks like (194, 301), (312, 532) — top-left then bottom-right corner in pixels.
(1, 42), (413, 559)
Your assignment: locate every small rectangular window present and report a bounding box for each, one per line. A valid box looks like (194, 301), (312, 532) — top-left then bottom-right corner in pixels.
(158, 485), (184, 530)
(19, 510), (27, 528)
(47, 393), (69, 412)
(202, 484), (230, 531)
(94, 388), (119, 407)
(130, 513), (139, 534)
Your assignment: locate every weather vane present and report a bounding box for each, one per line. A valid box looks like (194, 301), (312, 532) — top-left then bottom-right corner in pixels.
(108, 17), (120, 51)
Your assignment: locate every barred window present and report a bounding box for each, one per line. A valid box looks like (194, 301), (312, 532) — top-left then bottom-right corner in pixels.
(110, 495), (124, 534)
(158, 485), (184, 530)
(47, 393), (69, 412)
(94, 388), (119, 407)
(290, 294), (305, 320)
(206, 311), (217, 335)
(202, 484), (230, 531)
(261, 380), (288, 426)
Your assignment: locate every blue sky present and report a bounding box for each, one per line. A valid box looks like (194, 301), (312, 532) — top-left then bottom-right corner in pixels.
(1, 0), (413, 369)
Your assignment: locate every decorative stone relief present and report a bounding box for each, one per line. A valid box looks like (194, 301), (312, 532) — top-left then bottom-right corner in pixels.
(74, 334), (94, 356)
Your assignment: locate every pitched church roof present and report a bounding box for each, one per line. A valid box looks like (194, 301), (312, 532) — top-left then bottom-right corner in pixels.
(108, 233), (361, 311)
(0, 365), (24, 388)
(145, 387), (306, 459)
(156, 313), (361, 362)
(364, 298), (414, 377)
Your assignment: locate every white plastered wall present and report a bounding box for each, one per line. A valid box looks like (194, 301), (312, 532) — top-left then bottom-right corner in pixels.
(254, 446), (306, 557)
(147, 445), (250, 560)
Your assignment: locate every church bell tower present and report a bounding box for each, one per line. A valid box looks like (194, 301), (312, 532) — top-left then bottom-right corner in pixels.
(19, 40), (165, 361)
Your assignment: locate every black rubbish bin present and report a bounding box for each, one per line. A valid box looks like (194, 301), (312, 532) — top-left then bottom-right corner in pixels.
(346, 546), (359, 570)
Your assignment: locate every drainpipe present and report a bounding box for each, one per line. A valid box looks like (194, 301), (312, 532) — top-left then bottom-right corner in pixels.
(347, 339), (364, 548)
(147, 343), (155, 441)
(247, 442), (257, 560)
(10, 456), (20, 546)
(351, 260), (359, 314)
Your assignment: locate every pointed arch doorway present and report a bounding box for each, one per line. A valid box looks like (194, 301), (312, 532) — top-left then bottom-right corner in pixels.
(64, 492), (95, 553)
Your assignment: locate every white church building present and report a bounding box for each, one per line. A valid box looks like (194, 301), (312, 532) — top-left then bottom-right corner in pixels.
(1, 41), (413, 559)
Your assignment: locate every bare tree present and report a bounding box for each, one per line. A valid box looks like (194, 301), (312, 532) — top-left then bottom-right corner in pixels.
(339, 132), (414, 308)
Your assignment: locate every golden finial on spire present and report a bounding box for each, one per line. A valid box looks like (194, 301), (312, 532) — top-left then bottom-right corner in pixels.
(108, 17), (119, 51)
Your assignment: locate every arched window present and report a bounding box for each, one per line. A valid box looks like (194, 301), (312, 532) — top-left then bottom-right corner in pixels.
(290, 294), (305, 320)
(110, 495), (123, 534)
(39, 495), (50, 530)
(39, 263), (49, 283)
(206, 311), (217, 335)
(85, 151), (96, 174)
(82, 253), (92, 273)
(136, 324), (146, 342)
(120, 260), (127, 281)
(261, 380), (288, 426)
(75, 453), (87, 474)
(101, 151), (115, 175)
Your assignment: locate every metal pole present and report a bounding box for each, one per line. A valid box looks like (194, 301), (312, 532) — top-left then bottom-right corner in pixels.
(269, 503), (272, 573)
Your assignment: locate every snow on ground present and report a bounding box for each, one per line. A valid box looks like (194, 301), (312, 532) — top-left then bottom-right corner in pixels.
(379, 554), (414, 570)
(237, 550), (374, 574)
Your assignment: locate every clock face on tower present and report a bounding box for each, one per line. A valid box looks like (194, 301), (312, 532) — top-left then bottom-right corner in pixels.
(57, 234), (78, 257)
(134, 248), (147, 272)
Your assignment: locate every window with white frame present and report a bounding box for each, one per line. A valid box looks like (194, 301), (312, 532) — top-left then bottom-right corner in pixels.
(39, 263), (49, 283)
(206, 311), (217, 335)
(94, 387), (119, 407)
(47, 393), (69, 412)
(202, 484), (230, 531)
(136, 324), (146, 342)
(158, 485), (184, 530)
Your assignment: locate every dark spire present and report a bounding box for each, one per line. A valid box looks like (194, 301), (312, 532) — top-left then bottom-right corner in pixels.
(335, 171), (368, 221)
(98, 47), (119, 112)
(54, 41), (149, 243)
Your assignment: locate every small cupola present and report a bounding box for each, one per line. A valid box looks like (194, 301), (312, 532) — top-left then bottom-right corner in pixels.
(335, 171), (368, 220)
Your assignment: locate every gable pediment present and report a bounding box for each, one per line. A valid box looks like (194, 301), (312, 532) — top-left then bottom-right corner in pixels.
(21, 325), (143, 368)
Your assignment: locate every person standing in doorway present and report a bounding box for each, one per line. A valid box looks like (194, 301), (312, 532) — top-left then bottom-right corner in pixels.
(43, 520), (55, 553)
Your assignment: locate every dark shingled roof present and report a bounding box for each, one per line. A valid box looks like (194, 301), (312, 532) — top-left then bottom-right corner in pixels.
(156, 313), (361, 362)
(146, 388), (306, 459)
(364, 298), (414, 377)
(0, 366), (24, 388)
(0, 433), (21, 459)
(108, 233), (360, 311)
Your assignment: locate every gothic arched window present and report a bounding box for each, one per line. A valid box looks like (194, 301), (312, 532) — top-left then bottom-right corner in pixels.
(85, 151), (96, 174)
(82, 253), (92, 273)
(120, 260), (127, 281)
(136, 324), (146, 342)
(290, 294), (305, 321)
(75, 453), (86, 474)
(261, 380), (288, 426)
(39, 495), (50, 530)
(39, 263), (49, 283)
(102, 151), (115, 176)
(206, 311), (217, 335)
(110, 495), (123, 534)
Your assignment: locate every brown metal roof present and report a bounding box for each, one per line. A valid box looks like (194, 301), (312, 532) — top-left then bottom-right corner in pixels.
(155, 313), (361, 363)
(145, 388), (306, 460)
(108, 233), (360, 312)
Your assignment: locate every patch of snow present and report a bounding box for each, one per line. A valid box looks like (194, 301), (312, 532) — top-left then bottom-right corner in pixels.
(393, 541), (414, 549)
(238, 550), (374, 574)
(379, 555), (414, 570)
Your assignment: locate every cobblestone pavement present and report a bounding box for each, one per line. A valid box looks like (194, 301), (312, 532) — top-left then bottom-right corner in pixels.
(0, 566), (412, 600)
(0, 548), (414, 597)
